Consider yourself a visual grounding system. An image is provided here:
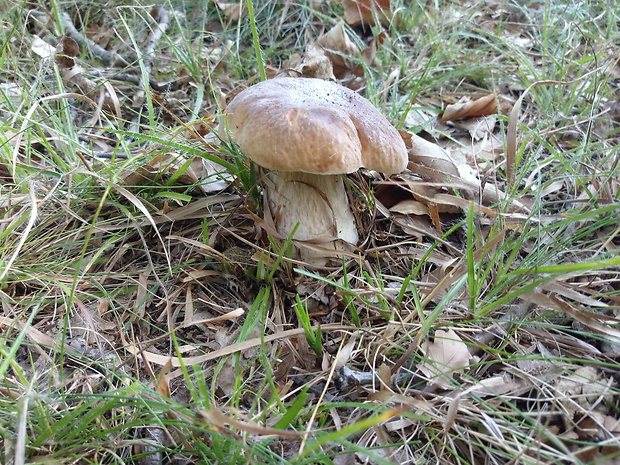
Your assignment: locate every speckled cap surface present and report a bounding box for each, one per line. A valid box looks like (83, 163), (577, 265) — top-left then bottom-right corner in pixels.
(220, 77), (408, 175)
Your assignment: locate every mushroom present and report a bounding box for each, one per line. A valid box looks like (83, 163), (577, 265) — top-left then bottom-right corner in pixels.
(220, 77), (407, 263)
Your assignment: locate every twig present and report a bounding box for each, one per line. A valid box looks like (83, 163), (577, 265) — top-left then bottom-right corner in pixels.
(60, 12), (131, 67)
(88, 70), (187, 92)
(334, 365), (429, 393)
(129, 6), (170, 135)
(143, 7), (170, 71)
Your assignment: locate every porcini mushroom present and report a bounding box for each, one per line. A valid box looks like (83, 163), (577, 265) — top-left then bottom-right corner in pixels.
(220, 77), (407, 263)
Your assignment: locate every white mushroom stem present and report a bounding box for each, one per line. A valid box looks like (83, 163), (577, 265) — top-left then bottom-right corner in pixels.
(265, 171), (359, 262)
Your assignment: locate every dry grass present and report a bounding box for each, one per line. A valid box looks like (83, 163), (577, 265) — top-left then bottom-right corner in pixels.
(0, 0), (619, 464)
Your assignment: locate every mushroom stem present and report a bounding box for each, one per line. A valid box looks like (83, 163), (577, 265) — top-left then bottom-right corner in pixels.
(266, 171), (359, 262)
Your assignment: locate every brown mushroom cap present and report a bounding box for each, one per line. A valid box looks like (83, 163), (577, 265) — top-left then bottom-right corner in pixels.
(220, 77), (408, 175)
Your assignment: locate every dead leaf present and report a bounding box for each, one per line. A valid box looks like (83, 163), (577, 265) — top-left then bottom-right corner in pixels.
(216, 358), (238, 397)
(55, 35), (79, 68)
(361, 31), (385, 69)
(123, 153), (201, 190)
(555, 366), (607, 413)
(31, 35), (55, 58)
(296, 42), (336, 80)
(72, 299), (117, 342)
(444, 393), (461, 432)
(392, 211), (443, 240)
(464, 375), (524, 397)
(439, 94), (500, 122)
(216, 2), (245, 20)
(85, 22), (113, 49)
(155, 362), (172, 398)
(404, 132), (461, 178)
(343, 0), (392, 26)
(403, 181), (463, 214)
(403, 131), (531, 213)
(604, 415), (620, 432)
(0, 316), (80, 357)
(333, 332), (359, 369)
(418, 329), (472, 388)
(317, 23), (359, 77)
(449, 115), (499, 141)
(389, 199), (429, 216)
(69, 70), (120, 114)
(378, 363), (392, 392)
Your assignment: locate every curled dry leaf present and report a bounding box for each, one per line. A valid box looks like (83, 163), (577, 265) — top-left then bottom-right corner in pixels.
(291, 42), (335, 80)
(551, 294), (620, 344)
(343, 0), (392, 26)
(155, 362), (172, 398)
(403, 182), (463, 214)
(333, 332), (359, 369)
(216, 2), (245, 20)
(402, 130), (531, 213)
(418, 329), (472, 388)
(403, 131), (461, 178)
(316, 23), (386, 90)
(31, 35), (55, 58)
(0, 316), (79, 356)
(389, 199), (428, 216)
(439, 94), (500, 122)
(391, 211), (444, 240)
(317, 22), (359, 80)
(55, 35), (79, 67)
(362, 32), (385, 67)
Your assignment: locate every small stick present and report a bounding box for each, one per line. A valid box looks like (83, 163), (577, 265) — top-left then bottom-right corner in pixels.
(129, 6), (170, 135)
(60, 12), (131, 67)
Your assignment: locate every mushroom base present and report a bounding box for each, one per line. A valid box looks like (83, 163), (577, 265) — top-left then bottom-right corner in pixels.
(266, 171), (359, 264)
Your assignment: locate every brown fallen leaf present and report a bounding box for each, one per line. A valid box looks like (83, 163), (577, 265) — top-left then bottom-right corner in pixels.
(361, 31), (386, 69)
(418, 329), (472, 388)
(389, 199), (429, 216)
(402, 130), (531, 213)
(439, 94), (500, 122)
(317, 22), (359, 80)
(317, 24), (386, 90)
(55, 35), (79, 67)
(285, 42), (335, 80)
(403, 182), (463, 214)
(155, 361), (172, 398)
(216, 2), (245, 20)
(403, 131), (461, 178)
(343, 0), (391, 26)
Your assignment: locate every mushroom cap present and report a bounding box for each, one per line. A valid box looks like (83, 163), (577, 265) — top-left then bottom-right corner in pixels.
(220, 77), (408, 175)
